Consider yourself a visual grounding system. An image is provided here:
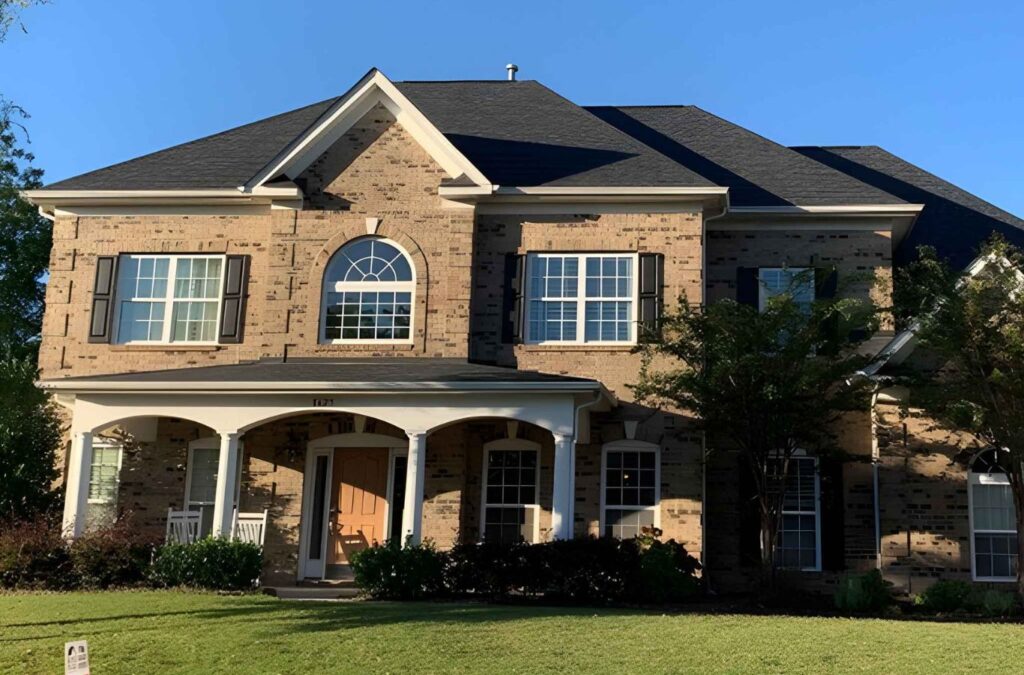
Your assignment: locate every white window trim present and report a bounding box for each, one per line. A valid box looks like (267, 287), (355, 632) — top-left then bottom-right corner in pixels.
(775, 451), (822, 573)
(480, 438), (542, 544)
(599, 439), (661, 537)
(113, 254), (226, 345)
(757, 267), (814, 313)
(524, 252), (640, 346)
(86, 440), (123, 506)
(968, 464), (1017, 583)
(319, 237), (417, 345)
(184, 437), (244, 535)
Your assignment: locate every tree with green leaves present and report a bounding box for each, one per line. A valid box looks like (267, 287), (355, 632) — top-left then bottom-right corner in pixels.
(895, 237), (1024, 599)
(632, 271), (877, 588)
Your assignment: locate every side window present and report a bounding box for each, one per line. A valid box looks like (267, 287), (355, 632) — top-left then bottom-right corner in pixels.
(525, 253), (636, 344)
(86, 442), (122, 529)
(602, 442), (659, 538)
(774, 454), (821, 571)
(185, 440), (243, 538)
(481, 444), (539, 544)
(969, 449), (1018, 581)
(115, 255), (225, 344)
(758, 267), (815, 313)
(320, 238), (415, 343)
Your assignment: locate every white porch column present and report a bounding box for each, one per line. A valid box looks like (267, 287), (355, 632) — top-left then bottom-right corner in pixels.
(211, 431), (240, 538)
(550, 432), (575, 540)
(61, 431), (94, 539)
(401, 431), (427, 546)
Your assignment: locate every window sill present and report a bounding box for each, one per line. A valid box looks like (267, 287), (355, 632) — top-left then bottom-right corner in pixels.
(516, 344), (637, 353)
(110, 344), (223, 352)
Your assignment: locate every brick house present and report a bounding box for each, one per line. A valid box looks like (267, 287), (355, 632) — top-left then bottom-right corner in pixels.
(26, 68), (1024, 591)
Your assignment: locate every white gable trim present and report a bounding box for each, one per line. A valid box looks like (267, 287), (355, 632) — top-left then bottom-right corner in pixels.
(243, 69), (490, 191)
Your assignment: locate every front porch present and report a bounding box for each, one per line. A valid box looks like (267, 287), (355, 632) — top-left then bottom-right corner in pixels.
(43, 358), (621, 584)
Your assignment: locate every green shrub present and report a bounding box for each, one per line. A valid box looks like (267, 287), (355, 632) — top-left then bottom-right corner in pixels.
(350, 540), (446, 600)
(966, 589), (1019, 617)
(631, 534), (702, 603)
(69, 520), (159, 589)
(834, 570), (892, 613)
(359, 532), (702, 605)
(151, 538), (263, 591)
(917, 580), (973, 613)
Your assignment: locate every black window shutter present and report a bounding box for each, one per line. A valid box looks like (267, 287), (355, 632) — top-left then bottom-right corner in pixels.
(638, 253), (665, 342)
(88, 256), (119, 343)
(819, 456), (845, 572)
(815, 267), (838, 299)
(218, 255), (250, 344)
(736, 267), (759, 308)
(737, 453), (763, 568)
(501, 253), (525, 343)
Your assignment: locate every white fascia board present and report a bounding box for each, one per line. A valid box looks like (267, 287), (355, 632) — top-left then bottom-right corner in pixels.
(37, 379), (606, 395)
(728, 204), (925, 216)
(244, 69), (490, 190)
(23, 187), (303, 214)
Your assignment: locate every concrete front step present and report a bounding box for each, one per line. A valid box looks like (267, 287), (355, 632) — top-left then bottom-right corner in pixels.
(263, 585), (361, 601)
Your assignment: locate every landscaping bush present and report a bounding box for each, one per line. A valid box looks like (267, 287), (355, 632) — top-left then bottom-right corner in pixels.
(966, 589), (1019, 617)
(69, 520), (159, 589)
(834, 570), (892, 613)
(0, 516), (74, 590)
(350, 540), (446, 600)
(916, 580), (973, 613)
(358, 532), (702, 605)
(151, 538), (263, 591)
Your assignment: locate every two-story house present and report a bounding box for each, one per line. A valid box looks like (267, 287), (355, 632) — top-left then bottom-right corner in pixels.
(28, 68), (1024, 591)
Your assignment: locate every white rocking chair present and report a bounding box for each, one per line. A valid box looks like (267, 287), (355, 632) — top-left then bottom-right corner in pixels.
(232, 509), (268, 546)
(165, 508), (201, 544)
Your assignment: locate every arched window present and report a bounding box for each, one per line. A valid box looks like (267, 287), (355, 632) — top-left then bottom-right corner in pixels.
(321, 238), (414, 342)
(968, 448), (1018, 581)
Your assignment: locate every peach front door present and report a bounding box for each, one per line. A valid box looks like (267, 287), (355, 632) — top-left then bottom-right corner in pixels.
(328, 448), (388, 564)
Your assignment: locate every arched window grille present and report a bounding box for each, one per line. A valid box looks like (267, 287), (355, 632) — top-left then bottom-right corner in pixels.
(321, 238), (414, 342)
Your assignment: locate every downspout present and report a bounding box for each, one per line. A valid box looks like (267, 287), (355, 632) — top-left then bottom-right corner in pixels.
(870, 387), (882, 570)
(571, 388), (606, 538)
(696, 191), (729, 585)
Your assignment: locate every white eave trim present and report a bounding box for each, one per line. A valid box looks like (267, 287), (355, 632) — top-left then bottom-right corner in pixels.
(728, 204), (925, 216)
(244, 68), (491, 191)
(23, 185), (303, 212)
(37, 378), (610, 395)
(439, 184), (729, 204)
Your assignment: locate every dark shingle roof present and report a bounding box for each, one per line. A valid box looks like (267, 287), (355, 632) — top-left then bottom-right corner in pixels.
(394, 82), (713, 188)
(586, 106), (903, 207)
(43, 357), (597, 387)
(793, 145), (1024, 268)
(44, 98), (340, 190)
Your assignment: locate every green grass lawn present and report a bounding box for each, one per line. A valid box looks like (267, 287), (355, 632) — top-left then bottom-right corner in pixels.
(1, 592), (1022, 674)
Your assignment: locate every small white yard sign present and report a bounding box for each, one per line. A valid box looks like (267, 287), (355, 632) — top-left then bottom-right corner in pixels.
(64, 640), (90, 675)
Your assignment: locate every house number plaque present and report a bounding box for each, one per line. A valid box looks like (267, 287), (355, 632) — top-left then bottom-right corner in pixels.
(312, 398), (335, 407)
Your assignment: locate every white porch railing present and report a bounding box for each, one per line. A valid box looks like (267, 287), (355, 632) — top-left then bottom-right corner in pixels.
(165, 508), (201, 545)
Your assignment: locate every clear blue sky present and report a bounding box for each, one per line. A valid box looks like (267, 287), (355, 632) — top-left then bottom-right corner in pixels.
(4, 0), (1022, 215)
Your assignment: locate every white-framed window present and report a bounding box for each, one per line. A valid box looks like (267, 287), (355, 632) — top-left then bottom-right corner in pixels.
(185, 438), (243, 538)
(601, 440), (660, 539)
(114, 255), (225, 344)
(969, 449), (1018, 582)
(525, 253), (638, 344)
(773, 453), (821, 571)
(86, 441), (123, 529)
(758, 267), (815, 313)
(320, 237), (415, 343)
(481, 439), (540, 544)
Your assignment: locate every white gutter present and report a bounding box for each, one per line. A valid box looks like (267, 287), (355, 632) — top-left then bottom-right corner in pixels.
(37, 378), (611, 395)
(728, 204), (925, 216)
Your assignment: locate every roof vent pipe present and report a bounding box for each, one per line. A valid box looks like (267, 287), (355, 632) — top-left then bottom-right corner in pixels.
(506, 63), (518, 81)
